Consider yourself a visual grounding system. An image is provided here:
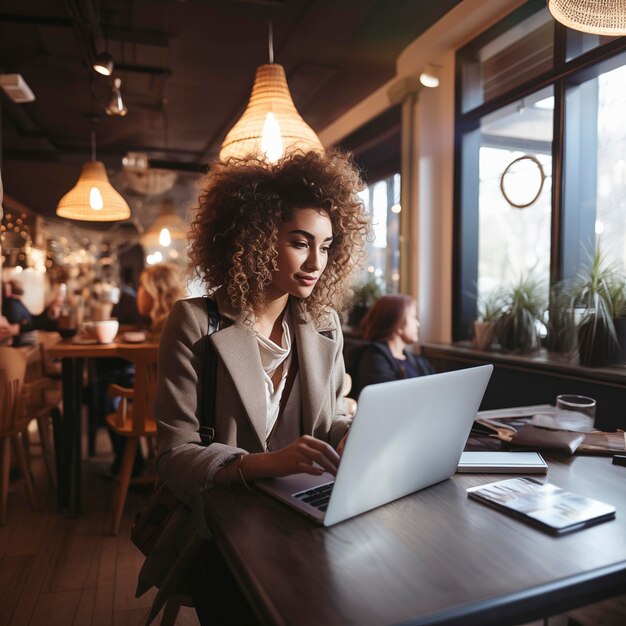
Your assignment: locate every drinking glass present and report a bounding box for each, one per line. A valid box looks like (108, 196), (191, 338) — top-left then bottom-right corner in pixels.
(555, 394), (596, 431)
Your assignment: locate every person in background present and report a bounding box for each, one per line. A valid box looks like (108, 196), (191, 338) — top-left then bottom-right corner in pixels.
(1, 279), (62, 346)
(136, 263), (186, 332)
(93, 263), (184, 474)
(111, 267), (149, 327)
(136, 150), (369, 625)
(352, 294), (434, 400)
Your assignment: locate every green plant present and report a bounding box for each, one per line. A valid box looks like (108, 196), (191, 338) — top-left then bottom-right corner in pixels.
(347, 274), (384, 327)
(496, 274), (547, 354)
(545, 281), (576, 356)
(476, 289), (504, 323)
(350, 275), (384, 308)
(572, 250), (622, 366)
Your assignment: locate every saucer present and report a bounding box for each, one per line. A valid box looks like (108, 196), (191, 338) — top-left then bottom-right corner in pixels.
(122, 331), (147, 343)
(72, 336), (98, 345)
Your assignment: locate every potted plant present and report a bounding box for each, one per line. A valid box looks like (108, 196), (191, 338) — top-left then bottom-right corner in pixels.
(347, 275), (384, 328)
(545, 281), (577, 358)
(472, 289), (503, 351)
(572, 250), (621, 367)
(496, 274), (546, 354)
(610, 277), (626, 364)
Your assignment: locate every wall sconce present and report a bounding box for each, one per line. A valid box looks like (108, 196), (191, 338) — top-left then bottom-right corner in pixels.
(419, 64), (440, 89)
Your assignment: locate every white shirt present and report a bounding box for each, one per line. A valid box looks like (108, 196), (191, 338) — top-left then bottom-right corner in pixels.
(254, 308), (293, 444)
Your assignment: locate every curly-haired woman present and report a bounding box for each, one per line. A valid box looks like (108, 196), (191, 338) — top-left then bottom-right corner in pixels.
(137, 150), (369, 625)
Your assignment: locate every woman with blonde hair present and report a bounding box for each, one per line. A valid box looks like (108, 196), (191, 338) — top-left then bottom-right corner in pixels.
(137, 263), (185, 332)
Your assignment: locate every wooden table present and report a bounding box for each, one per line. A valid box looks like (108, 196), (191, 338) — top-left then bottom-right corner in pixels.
(203, 454), (626, 625)
(47, 337), (158, 516)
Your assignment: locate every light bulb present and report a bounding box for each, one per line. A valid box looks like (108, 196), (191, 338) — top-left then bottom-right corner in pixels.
(89, 187), (104, 210)
(159, 227), (171, 247)
(261, 112), (283, 163)
(419, 64), (440, 89)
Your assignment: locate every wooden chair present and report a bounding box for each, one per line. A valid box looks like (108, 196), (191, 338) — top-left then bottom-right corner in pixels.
(106, 346), (158, 535)
(21, 334), (62, 487)
(0, 346), (38, 525)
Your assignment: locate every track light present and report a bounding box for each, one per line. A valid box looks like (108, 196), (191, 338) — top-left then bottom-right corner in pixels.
(106, 78), (127, 116)
(93, 51), (114, 76)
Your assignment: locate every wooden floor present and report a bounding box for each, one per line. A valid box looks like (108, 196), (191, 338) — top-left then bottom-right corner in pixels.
(0, 427), (199, 626)
(1, 426), (624, 626)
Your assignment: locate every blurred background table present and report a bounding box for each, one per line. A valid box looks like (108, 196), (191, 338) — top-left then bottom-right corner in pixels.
(48, 336), (158, 516)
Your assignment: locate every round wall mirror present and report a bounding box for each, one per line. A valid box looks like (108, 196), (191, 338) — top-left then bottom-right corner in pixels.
(500, 154), (546, 209)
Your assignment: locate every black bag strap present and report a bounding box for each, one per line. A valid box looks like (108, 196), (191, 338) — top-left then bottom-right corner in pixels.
(199, 297), (222, 446)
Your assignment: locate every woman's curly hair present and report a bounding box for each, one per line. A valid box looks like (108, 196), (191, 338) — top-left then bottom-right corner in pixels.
(188, 150), (370, 321)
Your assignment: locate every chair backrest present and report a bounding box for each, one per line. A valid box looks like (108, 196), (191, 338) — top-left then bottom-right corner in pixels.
(0, 347), (27, 436)
(118, 346), (158, 435)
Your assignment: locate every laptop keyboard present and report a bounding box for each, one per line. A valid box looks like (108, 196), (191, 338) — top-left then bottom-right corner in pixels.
(293, 481), (335, 512)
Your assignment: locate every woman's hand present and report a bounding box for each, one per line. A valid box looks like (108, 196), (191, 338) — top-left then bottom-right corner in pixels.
(265, 435), (340, 477)
(213, 436), (341, 487)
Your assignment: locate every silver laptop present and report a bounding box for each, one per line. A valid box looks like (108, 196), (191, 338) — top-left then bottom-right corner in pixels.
(256, 364), (493, 526)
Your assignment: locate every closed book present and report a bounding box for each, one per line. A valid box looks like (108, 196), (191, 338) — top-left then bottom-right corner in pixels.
(467, 477), (616, 535)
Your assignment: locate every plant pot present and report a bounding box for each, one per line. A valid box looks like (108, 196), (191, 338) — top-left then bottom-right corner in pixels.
(577, 316), (617, 367)
(472, 321), (496, 351)
(612, 317), (626, 364)
(496, 312), (539, 354)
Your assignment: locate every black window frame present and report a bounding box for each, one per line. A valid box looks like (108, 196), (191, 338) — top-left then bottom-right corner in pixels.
(453, 0), (626, 341)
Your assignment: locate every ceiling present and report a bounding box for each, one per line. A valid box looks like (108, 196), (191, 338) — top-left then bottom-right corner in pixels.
(0, 0), (460, 231)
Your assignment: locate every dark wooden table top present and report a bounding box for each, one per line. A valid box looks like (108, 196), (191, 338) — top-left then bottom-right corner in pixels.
(204, 454), (626, 626)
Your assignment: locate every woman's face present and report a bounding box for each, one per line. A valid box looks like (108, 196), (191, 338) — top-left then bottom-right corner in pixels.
(397, 302), (420, 344)
(270, 207), (333, 300)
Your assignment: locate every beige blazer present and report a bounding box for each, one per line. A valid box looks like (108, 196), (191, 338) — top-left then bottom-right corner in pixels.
(155, 291), (351, 501)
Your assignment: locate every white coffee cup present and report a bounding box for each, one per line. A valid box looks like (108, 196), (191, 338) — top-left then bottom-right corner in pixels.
(84, 319), (119, 344)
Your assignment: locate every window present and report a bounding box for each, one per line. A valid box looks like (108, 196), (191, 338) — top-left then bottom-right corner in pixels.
(357, 173), (401, 293)
(577, 60), (626, 272)
(454, 0), (626, 340)
(476, 88), (553, 303)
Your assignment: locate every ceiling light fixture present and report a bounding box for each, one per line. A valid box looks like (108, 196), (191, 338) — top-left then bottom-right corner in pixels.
(106, 77), (128, 116)
(56, 125), (131, 222)
(419, 64), (440, 89)
(548, 0), (626, 35)
(140, 200), (187, 249)
(0, 73), (35, 103)
(219, 20), (323, 163)
(93, 51), (114, 76)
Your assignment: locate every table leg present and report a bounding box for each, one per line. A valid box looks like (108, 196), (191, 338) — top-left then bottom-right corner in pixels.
(54, 357), (83, 516)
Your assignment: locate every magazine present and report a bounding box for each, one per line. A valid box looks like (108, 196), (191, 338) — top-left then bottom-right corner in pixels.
(467, 477), (616, 535)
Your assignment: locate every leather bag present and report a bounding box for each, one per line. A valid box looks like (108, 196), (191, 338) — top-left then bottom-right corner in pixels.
(130, 298), (221, 556)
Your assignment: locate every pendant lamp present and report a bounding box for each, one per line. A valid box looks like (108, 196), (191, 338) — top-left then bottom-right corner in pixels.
(56, 128), (131, 222)
(140, 200), (187, 249)
(548, 0), (626, 36)
(219, 22), (323, 163)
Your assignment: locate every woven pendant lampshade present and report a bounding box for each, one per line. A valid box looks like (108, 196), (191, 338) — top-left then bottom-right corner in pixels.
(548, 0), (626, 36)
(56, 161), (131, 221)
(219, 63), (323, 163)
(140, 201), (187, 248)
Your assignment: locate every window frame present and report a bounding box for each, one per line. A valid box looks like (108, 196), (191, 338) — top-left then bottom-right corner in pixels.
(453, 0), (626, 341)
